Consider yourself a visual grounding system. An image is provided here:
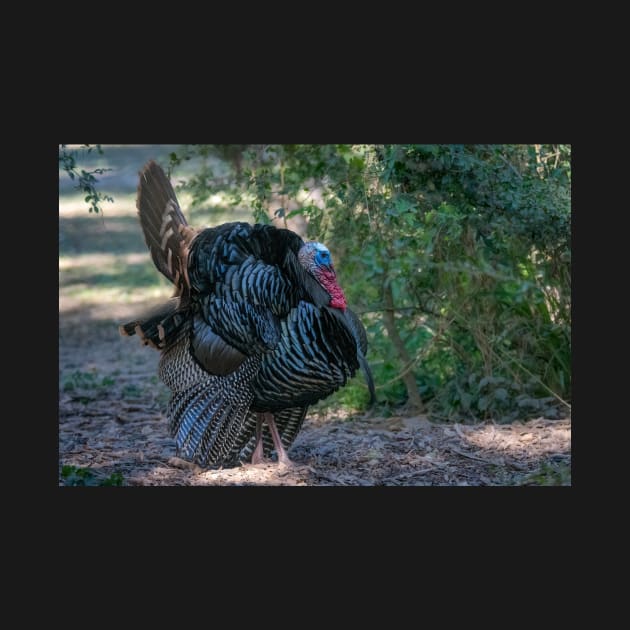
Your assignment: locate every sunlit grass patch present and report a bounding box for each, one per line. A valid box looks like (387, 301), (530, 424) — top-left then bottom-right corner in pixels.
(60, 250), (172, 309)
(61, 284), (172, 307)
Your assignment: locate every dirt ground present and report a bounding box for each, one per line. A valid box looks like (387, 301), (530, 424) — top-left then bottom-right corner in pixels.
(59, 299), (571, 487)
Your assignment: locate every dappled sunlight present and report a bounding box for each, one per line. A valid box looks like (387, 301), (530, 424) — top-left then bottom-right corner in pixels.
(59, 250), (172, 314)
(191, 461), (309, 486)
(60, 285), (171, 314)
(60, 190), (253, 227)
(447, 418), (571, 459)
(60, 251), (149, 271)
(59, 192), (137, 217)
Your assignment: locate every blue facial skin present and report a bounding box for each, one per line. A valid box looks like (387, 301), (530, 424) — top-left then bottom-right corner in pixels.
(315, 247), (331, 269)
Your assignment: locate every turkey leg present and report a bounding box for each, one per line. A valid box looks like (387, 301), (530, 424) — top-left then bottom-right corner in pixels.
(264, 412), (293, 467)
(251, 412), (294, 467)
(251, 414), (266, 465)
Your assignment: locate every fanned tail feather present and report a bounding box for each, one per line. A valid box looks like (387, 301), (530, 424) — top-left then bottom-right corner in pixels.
(137, 160), (197, 295)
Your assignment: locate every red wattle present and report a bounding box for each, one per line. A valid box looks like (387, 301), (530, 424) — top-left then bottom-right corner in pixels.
(319, 269), (347, 311)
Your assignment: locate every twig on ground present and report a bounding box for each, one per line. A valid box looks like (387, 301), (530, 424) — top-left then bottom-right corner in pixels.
(447, 446), (497, 465)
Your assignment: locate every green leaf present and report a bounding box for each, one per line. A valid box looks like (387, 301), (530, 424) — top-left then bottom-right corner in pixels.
(493, 388), (508, 402)
(101, 472), (124, 486)
(394, 198), (415, 214)
(349, 156), (365, 170)
(61, 465), (75, 478)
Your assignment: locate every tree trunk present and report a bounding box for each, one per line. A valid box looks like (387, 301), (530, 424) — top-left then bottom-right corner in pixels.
(382, 280), (425, 412)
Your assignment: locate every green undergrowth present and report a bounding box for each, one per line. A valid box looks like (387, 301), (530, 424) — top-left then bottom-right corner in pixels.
(60, 465), (124, 487)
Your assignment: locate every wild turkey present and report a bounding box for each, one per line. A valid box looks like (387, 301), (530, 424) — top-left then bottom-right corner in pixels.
(120, 160), (375, 468)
